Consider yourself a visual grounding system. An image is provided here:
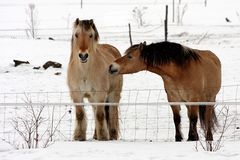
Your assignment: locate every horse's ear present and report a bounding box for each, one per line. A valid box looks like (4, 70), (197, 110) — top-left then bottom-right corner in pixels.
(139, 41), (146, 51)
(74, 18), (80, 27)
(89, 19), (94, 26)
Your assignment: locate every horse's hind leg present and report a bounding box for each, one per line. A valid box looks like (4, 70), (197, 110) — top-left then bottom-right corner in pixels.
(204, 105), (216, 141)
(171, 105), (183, 141)
(107, 91), (120, 140)
(187, 105), (199, 141)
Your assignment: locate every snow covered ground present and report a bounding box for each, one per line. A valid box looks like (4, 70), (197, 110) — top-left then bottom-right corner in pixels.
(1, 140), (240, 160)
(0, 0), (240, 159)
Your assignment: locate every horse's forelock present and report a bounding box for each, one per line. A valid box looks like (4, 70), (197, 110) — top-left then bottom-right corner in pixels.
(74, 19), (99, 42)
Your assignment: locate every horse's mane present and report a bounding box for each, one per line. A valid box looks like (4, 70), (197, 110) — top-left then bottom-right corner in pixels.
(74, 18), (99, 41)
(139, 41), (200, 66)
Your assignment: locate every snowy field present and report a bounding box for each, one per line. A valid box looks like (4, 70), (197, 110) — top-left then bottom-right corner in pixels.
(0, 0), (240, 159)
(1, 141), (240, 160)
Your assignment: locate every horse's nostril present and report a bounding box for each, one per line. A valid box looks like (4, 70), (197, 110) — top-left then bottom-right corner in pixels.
(109, 64), (112, 70)
(108, 64), (112, 73)
(109, 64), (118, 75)
(79, 53), (89, 62)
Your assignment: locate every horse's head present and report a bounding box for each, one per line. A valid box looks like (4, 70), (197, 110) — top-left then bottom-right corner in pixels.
(72, 18), (99, 63)
(109, 42), (147, 75)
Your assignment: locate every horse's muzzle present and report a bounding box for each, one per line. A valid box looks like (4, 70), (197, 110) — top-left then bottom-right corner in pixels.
(109, 64), (119, 75)
(79, 53), (88, 63)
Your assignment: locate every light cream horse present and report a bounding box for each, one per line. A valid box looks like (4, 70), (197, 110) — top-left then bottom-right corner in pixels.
(67, 19), (123, 141)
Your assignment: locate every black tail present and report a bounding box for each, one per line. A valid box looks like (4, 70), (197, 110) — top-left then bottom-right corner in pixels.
(105, 102), (109, 125)
(199, 105), (218, 131)
(199, 105), (205, 129)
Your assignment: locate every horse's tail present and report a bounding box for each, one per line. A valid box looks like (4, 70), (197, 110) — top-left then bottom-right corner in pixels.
(199, 105), (218, 131)
(105, 104), (110, 125)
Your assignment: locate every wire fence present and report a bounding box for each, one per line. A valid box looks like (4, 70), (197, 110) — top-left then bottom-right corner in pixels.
(0, 87), (239, 148)
(1, 24), (240, 47)
(0, 0), (210, 7)
(1, 0), (240, 45)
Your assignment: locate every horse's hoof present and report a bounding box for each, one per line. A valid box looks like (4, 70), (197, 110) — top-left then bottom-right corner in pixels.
(74, 134), (86, 141)
(206, 132), (213, 141)
(175, 136), (183, 142)
(93, 134), (97, 140)
(187, 136), (199, 141)
(175, 134), (183, 142)
(109, 129), (118, 140)
(97, 134), (110, 141)
(97, 137), (109, 141)
(187, 131), (199, 141)
(96, 128), (109, 140)
(74, 137), (86, 141)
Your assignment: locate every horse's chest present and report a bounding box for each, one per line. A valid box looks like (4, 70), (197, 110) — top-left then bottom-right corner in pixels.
(79, 76), (108, 93)
(78, 78), (95, 91)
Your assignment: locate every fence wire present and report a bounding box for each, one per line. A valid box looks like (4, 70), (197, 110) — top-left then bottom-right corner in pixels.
(0, 87), (239, 148)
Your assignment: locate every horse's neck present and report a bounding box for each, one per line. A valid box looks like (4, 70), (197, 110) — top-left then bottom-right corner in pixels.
(147, 63), (180, 79)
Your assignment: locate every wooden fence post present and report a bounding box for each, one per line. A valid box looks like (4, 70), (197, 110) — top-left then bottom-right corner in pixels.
(204, 0), (207, 7)
(172, 0), (175, 23)
(164, 5), (168, 42)
(128, 23), (133, 46)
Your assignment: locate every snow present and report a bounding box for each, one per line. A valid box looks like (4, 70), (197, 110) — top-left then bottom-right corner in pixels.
(0, 139), (13, 152)
(0, 141), (239, 160)
(0, 0), (240, 159)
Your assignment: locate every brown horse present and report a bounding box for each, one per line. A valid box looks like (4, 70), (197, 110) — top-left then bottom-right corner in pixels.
(109, 41), (221, 141)
(67, 19), (123, 141)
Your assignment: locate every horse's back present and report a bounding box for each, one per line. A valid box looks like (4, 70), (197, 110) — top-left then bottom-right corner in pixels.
(197, 50), (221, 77)
(198, 50), (221, 67)
(98, 44), (121, 59)
(171, 49), (221, 101)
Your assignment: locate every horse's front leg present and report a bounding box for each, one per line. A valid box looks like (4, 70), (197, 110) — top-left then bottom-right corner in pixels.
(95, 104), (109, 140)
(70, 91), (87, 141)
(74, 105), (87, 141)
(167, 94), (183, 141)
(170, 105), (183, 141)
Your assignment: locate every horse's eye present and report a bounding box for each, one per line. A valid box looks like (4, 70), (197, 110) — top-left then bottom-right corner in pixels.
(75, 33), (78, 38)
(127, 54), (132, 59)
(89, 34), (93, 38)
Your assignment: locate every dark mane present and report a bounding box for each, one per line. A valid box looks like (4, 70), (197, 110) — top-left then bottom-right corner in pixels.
(140, 41), (200, 66)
